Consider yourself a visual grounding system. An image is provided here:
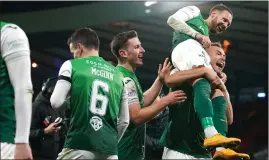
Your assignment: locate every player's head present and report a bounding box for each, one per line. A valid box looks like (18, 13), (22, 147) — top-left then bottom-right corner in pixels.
(67, 27), (100, 58)
(208, 4), (233, 34)
(206, 42), (226, 74)
(110, 30), (145, 67)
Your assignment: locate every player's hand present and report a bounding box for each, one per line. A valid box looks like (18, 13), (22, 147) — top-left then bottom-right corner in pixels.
(44, 122), (61, 134)
(162, 90), (187, 105)
(195, 33), (211, 48)
(158, 58), (172, 83)
(218, 72), (227, 83)
(204, 68), (219, 82)
(15, 143), (33, 160)
(211, 76), (227, 92)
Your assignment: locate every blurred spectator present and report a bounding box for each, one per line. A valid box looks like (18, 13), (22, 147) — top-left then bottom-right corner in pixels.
(145, 93), (169, 160)
(29, 77), (69, 160)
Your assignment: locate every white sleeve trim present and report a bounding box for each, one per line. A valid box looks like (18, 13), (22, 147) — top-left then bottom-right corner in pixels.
(50, 61), (72, 110)
(167, 6), (200, 38)
(59, 60), (72, 78)
(123, 77), (140, 105)
(117, 84), (130, 142)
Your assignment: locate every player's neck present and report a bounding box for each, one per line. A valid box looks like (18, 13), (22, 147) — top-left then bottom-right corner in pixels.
(118, 62), (136, 72)
(205, 18), (212, 30)
(80, 50), (99, 58)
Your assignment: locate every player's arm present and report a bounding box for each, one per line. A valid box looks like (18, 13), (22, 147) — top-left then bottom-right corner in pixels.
(124, 78), (165, 125)
(125, 78), (185, 125)
(167, 6), (200, 38)
(223, 90), (233, 125)
(143, 76), (163, 106)
(165, 66), (216, 88)
(1, 24), (33, 144)
(50, 61), (72, 110)
(117, 83), (130, 142)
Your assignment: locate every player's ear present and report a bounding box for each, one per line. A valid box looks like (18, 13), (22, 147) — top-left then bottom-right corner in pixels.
(119, 49), (127, 58)
(210, 11), (217, 19)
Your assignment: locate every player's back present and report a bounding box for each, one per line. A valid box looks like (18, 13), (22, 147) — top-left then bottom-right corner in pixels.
(64, 56), (124, 155)
(162, 82), (211, 158)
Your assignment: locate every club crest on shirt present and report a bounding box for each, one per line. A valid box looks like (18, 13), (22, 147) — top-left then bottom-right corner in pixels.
(90, 116), (103, 131)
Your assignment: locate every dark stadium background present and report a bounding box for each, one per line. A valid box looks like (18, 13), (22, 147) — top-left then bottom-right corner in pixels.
(0, 1), (268, 159)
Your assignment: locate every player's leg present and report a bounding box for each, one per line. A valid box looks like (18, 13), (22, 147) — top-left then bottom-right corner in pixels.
(171, 39), (240, 149)
(211, 89), (250, 160)
(162, 147), (204, 159)
(0, 142), (16, 159)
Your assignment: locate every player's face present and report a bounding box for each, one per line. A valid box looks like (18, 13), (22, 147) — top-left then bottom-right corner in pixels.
(206, 46), (226, 74)
(125, 37), (145, 67)
(69, 43), (82, 58)
(211, 10), (232, 34)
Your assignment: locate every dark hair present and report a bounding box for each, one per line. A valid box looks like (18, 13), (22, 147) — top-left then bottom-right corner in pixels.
(67, 27), (100, 50)
(110, 30), (138, 58)
(41, 77), (58, 99)
(211, 41), (223, 48)
(210, 4), (233, 17)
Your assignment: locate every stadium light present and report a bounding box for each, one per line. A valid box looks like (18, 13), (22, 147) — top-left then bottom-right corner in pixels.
(257, 92), (266, 98)
(144, 1), (157, 7)
(32, 62), (38, 68)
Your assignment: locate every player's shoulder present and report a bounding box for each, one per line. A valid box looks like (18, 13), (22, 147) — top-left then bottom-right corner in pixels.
(1, 22), (26, 37)
(182, 6), (200, 12)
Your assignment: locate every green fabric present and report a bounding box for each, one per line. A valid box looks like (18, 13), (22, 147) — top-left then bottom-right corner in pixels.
(212, 96), (228, 136)
(201, 117), (214, 129)
(161, 82), (211, 158)
(172, 13), (209, 50)
(0, 21), (16, 143)
(193, 79), (213, 129)
(117, 66), (145, 160)
(64, 56), (124, 155)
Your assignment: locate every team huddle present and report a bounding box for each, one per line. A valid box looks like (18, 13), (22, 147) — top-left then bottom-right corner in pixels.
(0, 3), (250, 160)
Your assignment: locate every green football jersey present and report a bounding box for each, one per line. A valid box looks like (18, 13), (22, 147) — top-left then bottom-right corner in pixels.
(117, 66), (145, 160)
(172, 13), (209, 50)
(0, 21), (16, 143)
(160, 82), (211, 158)
(64, 56), (124, 155)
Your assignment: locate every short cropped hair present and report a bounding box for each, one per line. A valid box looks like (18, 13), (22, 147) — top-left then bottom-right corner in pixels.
(67, 27), (100, 50)
(211, 41), (223, 48)
(210, 4), (233, 17)
(110, 30), (138, 58)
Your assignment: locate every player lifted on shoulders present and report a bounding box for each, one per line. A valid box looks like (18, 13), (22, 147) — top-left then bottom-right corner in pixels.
(166, 4), (240, 150)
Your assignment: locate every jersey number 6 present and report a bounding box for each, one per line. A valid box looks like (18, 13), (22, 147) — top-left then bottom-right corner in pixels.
(90, 80), (109, 116)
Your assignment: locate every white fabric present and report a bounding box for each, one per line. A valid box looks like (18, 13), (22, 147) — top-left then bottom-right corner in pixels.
(1, 23), (30, 60)
(57, 148), (118, 159)
(1, 24), (33, 143)
(1, 142), (15, 159)
(117, 84), (130, 142)
(50, 80), (71, 110)
(58, 60), (72, 78)
(162, 147), (210, 160)
(123, 77), (140, 105)
(50, 60), (72, 110)
(167, 6), (200, 38)
(171, 39), (212, 71)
